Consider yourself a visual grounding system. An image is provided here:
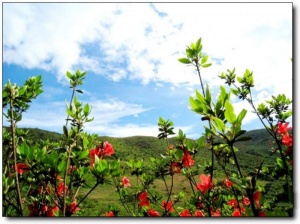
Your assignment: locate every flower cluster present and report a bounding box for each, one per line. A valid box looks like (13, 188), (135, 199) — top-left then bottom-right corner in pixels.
(89, 141), (114, 167)
(276, 122), (293, 164)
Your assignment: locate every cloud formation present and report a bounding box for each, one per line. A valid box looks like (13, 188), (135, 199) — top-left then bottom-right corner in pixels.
(4, 3), (292, 93)
(3, 2), (293, 137)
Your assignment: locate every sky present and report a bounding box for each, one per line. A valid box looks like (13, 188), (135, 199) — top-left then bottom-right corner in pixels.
(2, 1), (293, 139)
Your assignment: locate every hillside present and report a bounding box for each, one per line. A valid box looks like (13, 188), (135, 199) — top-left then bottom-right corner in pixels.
(3, 126), (275, 169)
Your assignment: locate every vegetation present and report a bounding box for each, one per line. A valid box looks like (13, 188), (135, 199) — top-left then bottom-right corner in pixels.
(2, 38), (292, 217)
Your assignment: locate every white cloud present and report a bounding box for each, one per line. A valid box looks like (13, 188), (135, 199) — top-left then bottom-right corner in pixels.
(2, 2), (293, 136)
(3, 3), (292, 94)
(2, 97), (153, 136)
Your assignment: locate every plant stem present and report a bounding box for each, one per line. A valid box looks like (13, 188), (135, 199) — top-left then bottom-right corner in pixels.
(195, 60), (205, 96)
(65, 87), (76, 127)
(9, 98), (23, 216)
(70, 180), (101, 214)
(194, 59), (213, 217)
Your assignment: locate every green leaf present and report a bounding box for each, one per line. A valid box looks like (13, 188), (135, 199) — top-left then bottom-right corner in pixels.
(66, 71), (73, 79)
(58, 159), (67, 172)
(224, 101), (236, 124)
(202, 63), (212, 68)
(201, 55), (209, 65)
(212, 117), (225, 132)
(83, 104), (91, 117)
(195, 38), (202, 51)
(96, 158), (109, 174)
(196, 90), (206, 104)
(205, 85), (211, 104)
(178, 58), (191, 64)
(78, 150), (89, 160)
(197, 136), (206, 148)
(63, 125), (68, 137)
(76, 89), (83, 94)
(236, 109), (247, 124)
(235, 136), (252, 142)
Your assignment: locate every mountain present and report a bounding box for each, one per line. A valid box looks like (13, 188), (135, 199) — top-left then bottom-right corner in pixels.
(3, 126), (275, 168)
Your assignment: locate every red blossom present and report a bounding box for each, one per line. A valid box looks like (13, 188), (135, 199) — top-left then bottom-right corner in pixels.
(147, 208), (160, 216)
(122, 176), (131, 188)
(42, 205), (48, 213)
(227, 199), (238, 208)
(16, 163), (28, 175)
(182, 151), (195, 168)
(194, 210), (203, 216)
(89, 141), (114, 167)
(211, 209), (221, 217)
(138, 191), (150, 207)
(103, 141), (114, 156)
(196, 174), (212, 194)
(232, 208), (241, 217)
(105, 211), (114, 216)
(258, 210), (267, 216)
(276, 122), (291, 135)
(253, 191), (261, 209)
(69, 201), (80, 214)
(180, 209), (192, 216)
(242, 197), (250, 206)
(161, 200), (175, 213)
(56, 181), (69, 197)
(46, 205), (59, 217)
(224, 178), (233, 188)
(170, 162), (181, 174)
(282, 133), (293, 147)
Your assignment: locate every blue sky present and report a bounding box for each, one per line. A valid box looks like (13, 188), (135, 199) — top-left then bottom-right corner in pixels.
(2, 2), (293, 138)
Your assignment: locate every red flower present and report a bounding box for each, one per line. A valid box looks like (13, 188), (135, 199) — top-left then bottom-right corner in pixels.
(227, 199), (238, 208)
(211, 209), (221, 217)
(180, 209), (192, 216)
(196, 174), (212, 194)
(232, 208), (241, 217)
(89, 141), (114, 167)
(253, 191), (261, 209)
(276, 122), (291, 135)
(46, 205), (59, 217)
(104, 141), (114, 156)
(194, 210), (203, 216)
(122, 176), (131, 188)
(138, 191), (150, 207)
(147, 208), (160, 216)
(182, 151), (195, 168)
(242, 197), (250, 206)
(258, 210), (267, 216)
(16, 163), (28, 175)
(56, 181), (69, 197)
(161, 200), (175, 213)
(170, 162), (181, 174)
(69, 201), (80, 214)
(282, 134), (293, 147)
(224, 178), (233, 188)
(105, 211), (114, 216)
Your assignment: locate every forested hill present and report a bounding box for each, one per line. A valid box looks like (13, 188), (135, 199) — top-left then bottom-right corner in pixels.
(3, 126), (274, 161)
